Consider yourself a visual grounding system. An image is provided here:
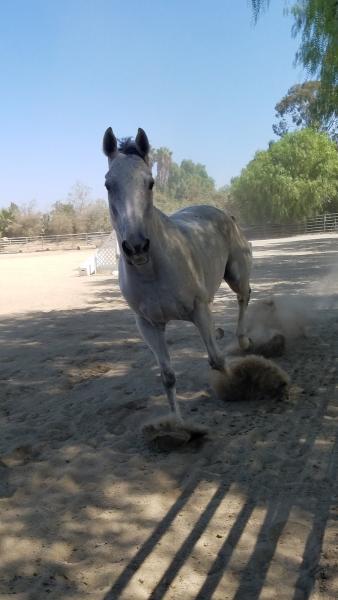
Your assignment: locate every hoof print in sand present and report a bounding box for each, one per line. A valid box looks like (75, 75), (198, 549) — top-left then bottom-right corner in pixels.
(210, 355), (290, 403)
(143, 416), (209, 451)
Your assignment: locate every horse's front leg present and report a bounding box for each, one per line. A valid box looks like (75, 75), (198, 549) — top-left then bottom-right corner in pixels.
(192, 302), (227, 374)
(135, 315), (182, 421)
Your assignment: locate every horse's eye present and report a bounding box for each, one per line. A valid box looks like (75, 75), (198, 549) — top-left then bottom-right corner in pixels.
(149, 178), (154, 190)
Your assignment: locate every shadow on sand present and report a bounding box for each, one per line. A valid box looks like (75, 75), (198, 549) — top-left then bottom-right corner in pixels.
(0, 236), (337, 599)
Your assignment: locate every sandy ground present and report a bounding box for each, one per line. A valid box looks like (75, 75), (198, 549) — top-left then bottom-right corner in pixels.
(0, 250), (99, 315)
(0, 234), (337, 600)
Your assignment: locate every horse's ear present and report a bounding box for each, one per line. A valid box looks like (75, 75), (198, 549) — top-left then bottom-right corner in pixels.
(103, 127), (117, 159)
(135, 128), (150, 160)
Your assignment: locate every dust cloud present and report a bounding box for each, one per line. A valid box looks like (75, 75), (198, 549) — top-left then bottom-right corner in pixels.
(245, 262), (338, 344)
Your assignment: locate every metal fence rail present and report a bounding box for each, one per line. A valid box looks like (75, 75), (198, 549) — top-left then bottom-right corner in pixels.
(242, 212), (338, 240)
(0, 231), (110, 253)
(1, 212), (338, 253)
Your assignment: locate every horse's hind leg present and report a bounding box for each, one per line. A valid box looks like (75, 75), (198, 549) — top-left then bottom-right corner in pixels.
(236, 287), (251, 350)
(136, 315), (182, 421)
(224, 260), (252, 351)
(193, 302), (227, 373)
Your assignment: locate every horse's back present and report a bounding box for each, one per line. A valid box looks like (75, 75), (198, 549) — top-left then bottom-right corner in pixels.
(169, 204), (249, 255)
(170, 204), (232, 230)
(164, 205), (233, 299)
(170, 204), (252, 292)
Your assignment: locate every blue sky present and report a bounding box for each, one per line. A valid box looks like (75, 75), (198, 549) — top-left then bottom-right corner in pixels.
(0, 0), (304, 210)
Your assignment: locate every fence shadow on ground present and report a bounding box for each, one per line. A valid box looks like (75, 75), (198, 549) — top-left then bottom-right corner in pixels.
(0, 236), (337, 599)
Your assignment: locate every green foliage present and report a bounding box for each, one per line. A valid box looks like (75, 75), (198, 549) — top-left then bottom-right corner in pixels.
(251, 0), (270, 23)
(0, 185), (112, 238)
(168, 159), (215, 202)
(2, 131), (337, 238)
(251, 1), (338, 126)
(0, 154), (231, 238)
(151, 147), (217, 210)
(151, 147), (172, 190)
(273, 81), (337, 140)
(83, 199), (111, 232)
(0, 203), (19, 236)
(4, 202), (42, 237)
(48, 201), (76, 234)
(291, 0), (338, 118)
(47, 184), (111, 234)
(230, 129), (338, 223)
(152, 151), (228, 213)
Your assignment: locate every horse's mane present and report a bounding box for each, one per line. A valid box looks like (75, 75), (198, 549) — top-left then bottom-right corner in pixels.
(118, 137), (145, 161)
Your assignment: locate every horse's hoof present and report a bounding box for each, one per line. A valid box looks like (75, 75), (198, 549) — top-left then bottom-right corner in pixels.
(143, 415), (209, 451)
(238, 335), (252, 351)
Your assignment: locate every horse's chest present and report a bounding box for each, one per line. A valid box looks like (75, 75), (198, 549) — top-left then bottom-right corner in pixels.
(121, 277), (193, 324)
(140, 294), (191, 323)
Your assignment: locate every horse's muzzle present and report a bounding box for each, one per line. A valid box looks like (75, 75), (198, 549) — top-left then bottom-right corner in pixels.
(122, 238), (150, 265)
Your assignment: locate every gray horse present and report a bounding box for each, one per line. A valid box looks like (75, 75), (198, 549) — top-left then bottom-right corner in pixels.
(103, 127), (252, 422)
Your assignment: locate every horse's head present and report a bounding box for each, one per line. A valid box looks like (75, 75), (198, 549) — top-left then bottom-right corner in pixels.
(103, 127), (154, 266)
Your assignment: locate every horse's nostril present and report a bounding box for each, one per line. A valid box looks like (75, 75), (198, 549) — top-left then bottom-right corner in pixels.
(142, 238), (150, 253)
(122, 240), (134, 256)
(134, 239), (150, 254)
(122, 238), (150, 257)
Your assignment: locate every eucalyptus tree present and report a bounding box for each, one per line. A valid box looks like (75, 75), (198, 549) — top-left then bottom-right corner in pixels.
(251, 1), (338, 126)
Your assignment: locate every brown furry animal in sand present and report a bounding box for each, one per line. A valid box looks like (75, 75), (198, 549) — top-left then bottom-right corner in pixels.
(210, 355), (290, 402)
(143, 355), (289, 451)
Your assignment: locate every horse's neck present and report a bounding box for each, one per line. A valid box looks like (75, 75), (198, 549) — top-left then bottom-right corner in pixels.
(151, 206), (172, 240)
(150, 207), (181, 256)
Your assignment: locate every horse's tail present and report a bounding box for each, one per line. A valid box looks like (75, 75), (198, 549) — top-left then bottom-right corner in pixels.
(228, 214), (252, 258)
(224, 212), (252, 294)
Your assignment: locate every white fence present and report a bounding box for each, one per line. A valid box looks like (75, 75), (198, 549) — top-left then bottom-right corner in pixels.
(0, 231), (110, 253)
(95, 232), (119, 273)
(77, 232), (119, 276)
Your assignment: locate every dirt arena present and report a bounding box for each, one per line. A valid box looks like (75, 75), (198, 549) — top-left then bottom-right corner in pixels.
(0, 234), (337, 600)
